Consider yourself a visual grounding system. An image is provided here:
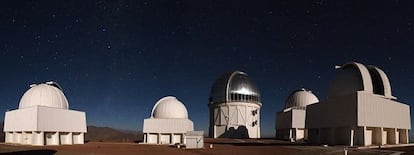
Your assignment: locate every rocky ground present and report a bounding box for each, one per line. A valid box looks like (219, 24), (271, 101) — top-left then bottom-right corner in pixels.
(0, 138), (412, 155)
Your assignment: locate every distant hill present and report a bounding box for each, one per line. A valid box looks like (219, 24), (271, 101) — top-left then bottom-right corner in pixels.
(0, 122), (142, 143)
(85, 125), (143, 143)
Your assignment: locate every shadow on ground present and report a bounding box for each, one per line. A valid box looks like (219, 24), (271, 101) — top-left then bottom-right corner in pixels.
(0, 149), (56, 155)
(210, 141), (307, 146)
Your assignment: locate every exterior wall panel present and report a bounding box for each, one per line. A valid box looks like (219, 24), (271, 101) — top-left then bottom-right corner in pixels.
(37, 106), (87, 132)
(357, 92), (411, 129)
(306, 93), (358, 129)
(4, 107), (38, 131)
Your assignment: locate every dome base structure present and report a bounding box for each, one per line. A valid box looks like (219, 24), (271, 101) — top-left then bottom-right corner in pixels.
(142, 96), (194, 145)
(306, 62), (411, 146)
(209, 102), (261, 138)
(306, 91), (410, 146)
(275, 88), (319, 142)
(276, 108), (307, 141)
(3, 81), (87, 146)
(142, 118), (194, 144)
(3, 105), (87, 145)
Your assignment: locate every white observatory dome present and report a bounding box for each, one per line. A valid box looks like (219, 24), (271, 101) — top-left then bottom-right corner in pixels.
(19, 81), (69, 109)
(285, 88), (319, 109)
(151, 96), (188, 119)
(327, 62), (394, 99)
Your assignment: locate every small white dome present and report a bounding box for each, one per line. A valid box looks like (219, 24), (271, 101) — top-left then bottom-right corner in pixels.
(285, 88), (319, 109)
(151, 96), (188, 119)
(19, 82), (69, 109)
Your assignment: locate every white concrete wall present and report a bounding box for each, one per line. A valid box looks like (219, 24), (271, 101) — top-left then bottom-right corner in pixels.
(4, 107), (38, 131)
(60, 132), (73, 145)
(22, 132), (33, 145)
(143, 119), (193, 133)
(147, 134), (158, 144)
(186, 136), (204, 149)
(5, 132), (12, 143)
(306, 92), (358, 129)
(172, 134), (181, 144)
(296, 129), (305, 140)
(37, 106), (87, 132)
(306, 91), (411, 146)
(291, 109), (306, 128)
(5, 131), (84, 146)
(160, 134), (170, 144)
(45, 132), (59, 145)
(276, 109), (306, 140)
(73, 132), (84, 144)
(210, 102), (261, 138)
(15, 132), (22, 144)
(32, 131), (44, 145)
(4, 106), (87, 133)
(186, 131), (204, 149)
(357, 92), (411, 129)
(276, 111), (292, 129)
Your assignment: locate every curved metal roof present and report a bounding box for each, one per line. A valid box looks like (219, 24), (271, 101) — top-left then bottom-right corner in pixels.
(209, 71), (261, 105)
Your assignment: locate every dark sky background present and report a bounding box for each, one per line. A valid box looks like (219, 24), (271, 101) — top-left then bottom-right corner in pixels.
(1, 0), (414, 137)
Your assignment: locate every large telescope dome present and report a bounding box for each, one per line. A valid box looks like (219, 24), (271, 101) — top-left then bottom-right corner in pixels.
(209, 71), (261, 105)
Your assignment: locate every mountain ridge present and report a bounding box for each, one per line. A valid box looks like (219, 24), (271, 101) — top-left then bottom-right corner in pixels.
(0, 122), (143, 143)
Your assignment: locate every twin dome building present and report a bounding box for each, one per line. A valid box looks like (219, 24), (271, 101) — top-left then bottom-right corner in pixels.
(4, 81), (86, 145)
(306, 62), (411, 146)
(276, 62), (411, 146)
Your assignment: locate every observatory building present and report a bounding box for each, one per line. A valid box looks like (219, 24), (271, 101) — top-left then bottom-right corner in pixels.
(276, 88), (319, 142)
(3, 81), (87, 145)
(142, 96), (194, 144)
(209, 71), (262, 138)
(306, 62), (411, 146)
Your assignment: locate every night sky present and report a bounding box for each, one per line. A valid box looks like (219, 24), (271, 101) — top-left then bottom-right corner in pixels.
(1, 0), (414, 137)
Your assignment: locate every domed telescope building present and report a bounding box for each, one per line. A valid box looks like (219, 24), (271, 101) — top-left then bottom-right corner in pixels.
(276, 88), (319, 142)
(209, 71), (262, 138)
(3, 81), (87, 145)
(306, 62), (411, 146)
(142, 96), (194, 144)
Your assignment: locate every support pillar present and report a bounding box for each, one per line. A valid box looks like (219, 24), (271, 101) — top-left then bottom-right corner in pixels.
(362, 126), (368, 146)
(143, 133), (147, 143)
(158, 133), (161, 144)
(406, 129), (409, 144)
(350, 129), (354, 146)
(318, 128), (321, 144)
(381, 128), (386, 145)
(68, 132), (73, 145)
(394, 128), (398, 145)
(183, 133), (186, 144)
(171, 133), (174, 144)
(39, 131), (45, 146)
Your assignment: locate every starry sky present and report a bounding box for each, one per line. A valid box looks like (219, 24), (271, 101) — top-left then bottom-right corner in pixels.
(1, 0), (414, 137)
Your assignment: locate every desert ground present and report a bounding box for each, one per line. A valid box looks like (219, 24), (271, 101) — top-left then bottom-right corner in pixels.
(0, 138), (413, 155)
